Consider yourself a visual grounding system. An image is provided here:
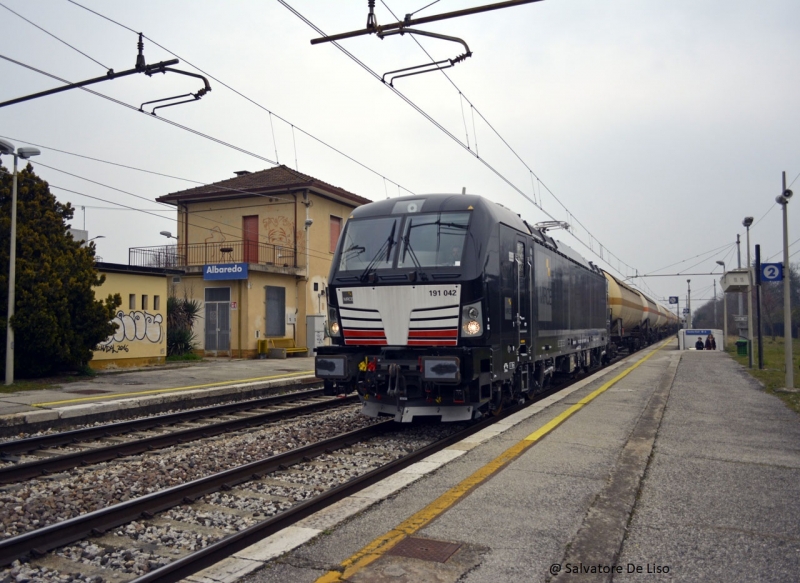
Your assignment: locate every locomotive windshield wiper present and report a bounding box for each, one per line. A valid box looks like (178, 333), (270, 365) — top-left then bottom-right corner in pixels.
(360, 223), (396, 281)
(401, 236), (427, 280)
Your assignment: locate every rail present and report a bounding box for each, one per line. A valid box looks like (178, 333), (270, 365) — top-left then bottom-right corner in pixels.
(128, 240), (298, 269)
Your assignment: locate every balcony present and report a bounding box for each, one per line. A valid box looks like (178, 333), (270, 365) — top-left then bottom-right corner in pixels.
(129, 241), (300, 273)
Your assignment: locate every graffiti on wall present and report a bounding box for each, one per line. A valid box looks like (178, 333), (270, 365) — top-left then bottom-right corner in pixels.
(263, 216), (297, 247)
(98, 310), (163, 351)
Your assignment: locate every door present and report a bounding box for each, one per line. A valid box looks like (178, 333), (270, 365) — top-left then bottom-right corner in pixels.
(243, 215), (259, 264)
(516, 239), (530, 344)
(205, 288), (231, 352)
(266, 286), (286, 337)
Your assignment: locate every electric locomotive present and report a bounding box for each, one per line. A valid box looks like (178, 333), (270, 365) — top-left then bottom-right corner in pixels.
(315, 194), (609, 422)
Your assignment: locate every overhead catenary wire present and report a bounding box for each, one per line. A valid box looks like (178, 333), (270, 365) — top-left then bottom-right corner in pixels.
(0, 1), (110, 71)
(645, 242), (737, 275)
(54, 0), (648, 294)
(64, 0), (416, 199)
(26, 162), (338, 259)
(282, 0), (649, 291)
(376, 0), (641, 282)
(0, 53), (280, 167)
(0, 133), (293, 203)
(0, 165), (346, 264)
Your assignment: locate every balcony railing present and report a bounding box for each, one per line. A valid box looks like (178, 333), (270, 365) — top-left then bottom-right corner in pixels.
(129, 241), (298, 269)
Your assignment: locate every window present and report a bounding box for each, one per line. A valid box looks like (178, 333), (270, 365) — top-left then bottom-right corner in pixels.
(129, 294), (136, 309)
(397, 212), (471, 268)
(205, 287), (231, 302)
(330, 216), (342, 253)
(154, 295), (160, 310)
(337, 217), (400, 272)
(142, 295), (148, 310)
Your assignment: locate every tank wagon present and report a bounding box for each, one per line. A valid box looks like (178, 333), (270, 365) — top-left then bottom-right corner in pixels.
(316, 194), (640, 423)
(604, 272), (679, 352)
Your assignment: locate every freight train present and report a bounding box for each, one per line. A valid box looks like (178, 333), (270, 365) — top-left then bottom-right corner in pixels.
(314, 194), (678, 422)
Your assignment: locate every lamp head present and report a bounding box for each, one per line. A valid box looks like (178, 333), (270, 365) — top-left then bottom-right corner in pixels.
(17, 147), (40, 159)
(304, 218), (314, 228)
(0, 139), (13, 156)
(160, 231), (176, 239)
(742, 216), (753, 228)
(776, 189), (793, 205)
(716, 260), (725, 267)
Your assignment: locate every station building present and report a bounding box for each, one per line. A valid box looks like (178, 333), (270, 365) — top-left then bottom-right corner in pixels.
(128, 165), (370, 358)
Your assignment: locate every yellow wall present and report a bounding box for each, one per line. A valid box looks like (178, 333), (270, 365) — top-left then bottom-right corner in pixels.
(92, 271), (168, 368)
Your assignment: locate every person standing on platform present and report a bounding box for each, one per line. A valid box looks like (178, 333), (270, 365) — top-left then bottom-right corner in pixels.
(695, 337), (705, 350)
(708, 334), (717, 350)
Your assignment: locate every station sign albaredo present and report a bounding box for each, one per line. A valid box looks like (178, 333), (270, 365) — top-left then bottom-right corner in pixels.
(204, 263), (248, 280)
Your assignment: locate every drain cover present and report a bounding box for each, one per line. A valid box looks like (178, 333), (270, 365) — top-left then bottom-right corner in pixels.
(388, 537), (461, 563)
(65, 389), (110, 395)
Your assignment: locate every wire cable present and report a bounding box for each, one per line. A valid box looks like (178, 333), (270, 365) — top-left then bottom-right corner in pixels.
(0, 164), (343, 263)
(377, 0), (641, 281)
(0, 1), (110, 71)
(0, 133), (294, 203)
(0, 53), (279, 166)
(284, 0), (646, 288)
(64, 0), (416, 198)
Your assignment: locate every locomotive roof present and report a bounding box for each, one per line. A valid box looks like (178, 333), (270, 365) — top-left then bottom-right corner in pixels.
(349, 193), (528, 229)
(349, 194), (600, 273)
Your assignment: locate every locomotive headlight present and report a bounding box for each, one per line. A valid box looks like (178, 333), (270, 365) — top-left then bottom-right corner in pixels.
(461, 301), (483, 337)
(328, 306), (341, 337)
(464, 319), (481, 335)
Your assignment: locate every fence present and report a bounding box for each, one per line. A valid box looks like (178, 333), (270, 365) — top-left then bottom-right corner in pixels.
(129, 241), (298, 269)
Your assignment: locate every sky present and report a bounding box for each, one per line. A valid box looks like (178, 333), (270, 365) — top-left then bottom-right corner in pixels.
(1, 0), (798, 315)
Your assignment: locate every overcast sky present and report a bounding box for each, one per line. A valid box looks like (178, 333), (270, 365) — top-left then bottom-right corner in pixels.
(1, 0), (798, 313)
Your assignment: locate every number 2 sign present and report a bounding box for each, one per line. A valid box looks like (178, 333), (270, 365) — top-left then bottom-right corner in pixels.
(761, 263), (783, 282)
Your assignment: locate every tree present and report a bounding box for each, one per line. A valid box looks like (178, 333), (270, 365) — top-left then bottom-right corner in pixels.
(0, 162), (121, 377)
(166, 295), (200, 356)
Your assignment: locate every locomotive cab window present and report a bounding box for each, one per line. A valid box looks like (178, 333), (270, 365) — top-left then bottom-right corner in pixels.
(398, 212), (470, 268)
(337, 217), (400, 272)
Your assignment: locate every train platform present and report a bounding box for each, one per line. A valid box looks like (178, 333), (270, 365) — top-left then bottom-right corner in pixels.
(0, 356), (316, 436)
(193, 341), (800, 583)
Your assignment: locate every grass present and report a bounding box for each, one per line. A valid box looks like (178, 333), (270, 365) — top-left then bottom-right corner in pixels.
(726, 335), (800, 413)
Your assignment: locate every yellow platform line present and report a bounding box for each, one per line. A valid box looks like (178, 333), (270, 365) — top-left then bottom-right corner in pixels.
(316, 340), (669, 582)
(33, 371), (315, 407)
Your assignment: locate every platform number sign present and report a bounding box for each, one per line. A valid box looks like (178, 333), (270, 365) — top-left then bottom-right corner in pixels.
(761, 263), (783, 282)
(683, 308), (690, 314)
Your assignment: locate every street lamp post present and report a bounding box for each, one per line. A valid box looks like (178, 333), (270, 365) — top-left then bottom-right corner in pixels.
(0, 139), (41, 385)
(743, 217), (754, 367)
(717, 261), (727, 343)
(687, 279), (692, 329)
(776, 175), (793, 390)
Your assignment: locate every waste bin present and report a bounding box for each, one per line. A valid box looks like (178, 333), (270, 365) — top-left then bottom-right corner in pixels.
(735, 340), (748, 356)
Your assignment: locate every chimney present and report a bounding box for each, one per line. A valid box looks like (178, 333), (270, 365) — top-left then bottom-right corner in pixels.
(234, 170), (251, 176)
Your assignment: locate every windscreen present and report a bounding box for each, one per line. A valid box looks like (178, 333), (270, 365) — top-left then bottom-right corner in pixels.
(398, 212), (471, 268)
(337, 217), (399, 272)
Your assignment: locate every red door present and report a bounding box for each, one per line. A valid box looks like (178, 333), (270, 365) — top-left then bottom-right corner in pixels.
(243, 216), (259, 263)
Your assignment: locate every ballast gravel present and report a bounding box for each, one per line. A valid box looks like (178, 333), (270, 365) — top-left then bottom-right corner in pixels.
(0, 412), (464, 582)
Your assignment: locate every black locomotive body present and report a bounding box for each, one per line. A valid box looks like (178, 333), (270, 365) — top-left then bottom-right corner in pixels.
(315, 194), (609, 422)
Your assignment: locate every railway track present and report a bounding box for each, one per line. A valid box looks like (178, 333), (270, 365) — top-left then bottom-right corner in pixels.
(0, 412), (487, 583)
(0, 387), (355, 484)
(0, 348), (644, 583)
